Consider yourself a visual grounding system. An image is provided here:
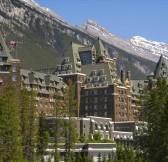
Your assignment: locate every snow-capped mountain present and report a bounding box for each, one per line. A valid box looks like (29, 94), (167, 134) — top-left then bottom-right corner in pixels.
(78, 20), (168, 63)
(0, 0), (159, 78)
(130, 36), (168, 60)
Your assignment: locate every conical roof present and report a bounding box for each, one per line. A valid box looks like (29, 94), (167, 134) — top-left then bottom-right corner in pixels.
(154, 55), (168, 79)
(0, 32), (12, 60)
(94, 37), (108, 58)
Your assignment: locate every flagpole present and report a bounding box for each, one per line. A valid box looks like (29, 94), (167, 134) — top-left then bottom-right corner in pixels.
(16, 42), (17, 59)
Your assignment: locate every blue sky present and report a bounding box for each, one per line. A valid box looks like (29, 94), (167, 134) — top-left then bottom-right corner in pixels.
(35, 0), (168, 43)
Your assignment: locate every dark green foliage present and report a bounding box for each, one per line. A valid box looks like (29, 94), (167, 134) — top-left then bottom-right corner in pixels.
(0, 86), (23, 161)
(78, 134), (85, 143)
(53, 89), (64, 161)
(87, 132), (114, 143)
(89, 154), (94, 162)
(76, 153), (83, 162)
(37, 112), (50, 161)
(82, 153), (89, 162)
(93, 132), (101, 142)
(114, 145), (137, 162)
(108, 153), (113, 162)
(102, 154), (107, 162)
(20, 87), (38, 161)
(138, 78), (168, 162)
(64, 80), (78, 157)
(97, 152), (102, 162)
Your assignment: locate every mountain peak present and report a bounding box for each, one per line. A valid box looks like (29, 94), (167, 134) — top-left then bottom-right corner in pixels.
(21, 0), (39, 7)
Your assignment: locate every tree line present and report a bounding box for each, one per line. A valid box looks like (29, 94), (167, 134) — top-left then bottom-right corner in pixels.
(0, 78), (168, 162)
(0, 80), (77, 162)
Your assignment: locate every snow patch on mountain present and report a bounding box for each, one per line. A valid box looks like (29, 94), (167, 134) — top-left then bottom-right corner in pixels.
(130, 36), (168, 59)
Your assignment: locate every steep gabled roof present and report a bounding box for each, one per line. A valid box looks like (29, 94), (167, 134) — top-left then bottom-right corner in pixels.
(154, 55), (168, 79)
(94, 38), (108, 57)
(0, 32), (12, 60)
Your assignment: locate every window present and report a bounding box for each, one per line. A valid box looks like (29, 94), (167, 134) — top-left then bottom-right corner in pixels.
(94, 90), (98, 95)
(68, 64), (72, 70)
(100, 69), (105, 75)
(57, 65), (61, 71)
(85, 98), (88, 103)
(85, 91), (88, 96)
(94, 97), (98, 103)
(94, 105), (98, 110)
(12, 66), (16, 72)
(94, 76), (99, 81)
(0, 58), (2, 62)
(64, 58), (69, 63)
(92, 70), (96, 75)
(104, 97), (107, 102)
(101, 76), (106, 81)
(104, 90), (107, 94)
(12, 75), (16, 81)
(85, 105), (88, 110)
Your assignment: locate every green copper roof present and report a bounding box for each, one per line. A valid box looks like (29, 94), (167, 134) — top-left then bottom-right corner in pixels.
(94, 38), (108, 57)
(0, 32), (12, 60)
(154, 55), (168, 79)
(81, 62), (118, 88)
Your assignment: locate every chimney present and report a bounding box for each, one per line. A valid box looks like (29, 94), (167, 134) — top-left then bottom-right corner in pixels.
(127, 71), (131, 81)
(121, 70), (125, 85)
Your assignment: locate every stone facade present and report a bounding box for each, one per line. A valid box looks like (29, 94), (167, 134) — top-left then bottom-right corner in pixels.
(55, 38), (133, 121)
(0, 32), (21, 96)
(21, 69), (66, 116)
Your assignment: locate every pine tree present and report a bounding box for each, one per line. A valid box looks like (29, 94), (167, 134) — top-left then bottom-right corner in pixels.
(107, 153), (113, 162)
(89, 154), (94, 162)
(0, 86), (23, 161)
(139, 78), (168, 161)
(76, 153), (83, 162)
(20, 86), (38, 161)
(64, 80), (78, 158)
(102, 154), (107, 162)
(83, 153), (89, 162)
(37, 111), (50, 161)
(53, 89), (64, 161)
(97, 152), (102, 162)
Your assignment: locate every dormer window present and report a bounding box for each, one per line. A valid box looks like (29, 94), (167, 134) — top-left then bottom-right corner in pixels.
(57, 65), (61, 71)
(101, 76), (106, 81)
(64, 57), (69, 64)
(92, 70), (96, 75)
(68, 64), (72, 70)
(94, 76), (99, 81)
(87, 78), (91, 82)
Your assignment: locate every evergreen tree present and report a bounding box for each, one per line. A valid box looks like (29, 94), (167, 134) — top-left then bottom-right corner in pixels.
(107, 153), (113, 162)
(89, 154), (94, 162)
(0, 86), (23, 161)
(20, 86), (38, 161)
(139, 78), (168, 162)
(102, 154), (107, 162)
(97, 152), (102, 162)
(83, 153), (89, 162)
(37, 111), (50, 161)
(76, 153), (82, 162)
(64, 80), (78, 158)
(53, 89), (64, 161)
